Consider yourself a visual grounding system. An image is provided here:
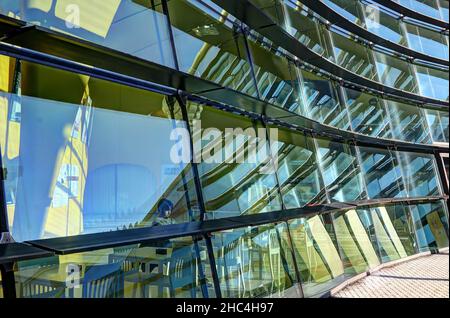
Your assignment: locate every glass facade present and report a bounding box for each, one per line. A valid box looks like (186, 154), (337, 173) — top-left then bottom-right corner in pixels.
(0, 0), (448, 299)
(323, 0), (449, 59)
(251, 0), (449, 101)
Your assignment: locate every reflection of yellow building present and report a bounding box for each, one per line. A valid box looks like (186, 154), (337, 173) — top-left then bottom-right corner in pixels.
(0, 55), (20, 228)
(10, 0), (121, 38)
(43, 80), (92, 238)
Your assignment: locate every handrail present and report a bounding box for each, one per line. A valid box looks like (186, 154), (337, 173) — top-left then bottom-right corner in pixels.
(0, 243), (53, 264)
(24, 196), (446, 255)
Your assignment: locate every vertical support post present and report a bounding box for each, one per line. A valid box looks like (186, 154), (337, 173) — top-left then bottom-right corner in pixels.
(175, 93), (222, 298)
(241, 26), (262, 103)
(0, 151), (9, 234)
(161, 0), (180, 71)
(204, 234), (222, 298)
(283, 222), (305, 298)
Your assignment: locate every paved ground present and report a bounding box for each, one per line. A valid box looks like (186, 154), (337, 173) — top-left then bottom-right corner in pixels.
(334, 253), (449, 298)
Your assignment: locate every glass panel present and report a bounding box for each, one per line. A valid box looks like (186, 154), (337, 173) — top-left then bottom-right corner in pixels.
(385, 204), (417, 256)
(343, 88), (392, 139)
(438, 0), (449, 22)
(0, 0), (175, 68)
(404, 23), (449, 60)
(298, 70), (350, 130)
(288, 214), (345, 297)
(13, 237), (215, 298)
(270, 126), (327, 209)
(359, 147), (406, 199)
(186, 102), (282, 219)
(2, 61), (199, 241)
(251, 0), (334, 60)
(332, 210), (380, 276)
(396, 0), (442, 20)
(425, 108), (449, 143)
(168, 0), (257, 97)
(398, 152), (441, 197)
(330, 31), (378, 80)
(386, 99), (432, 144)
(246, 32), (302, 109)
(410, 201), (449, 252)
(211, 223), (301, 298)
(370, 206), (404, 263)
(361, 2), (408, 45)
(373, 51), (419, 94)
(415, 64), (449, 101)
(315, 139), (366, 202)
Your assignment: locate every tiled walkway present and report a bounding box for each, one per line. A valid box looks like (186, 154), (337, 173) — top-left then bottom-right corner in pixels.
(334, 253), (449, 298)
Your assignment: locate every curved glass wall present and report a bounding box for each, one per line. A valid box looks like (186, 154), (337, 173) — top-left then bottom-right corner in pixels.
(242, 33), (447, 145)
(0, 0), (449, 300)
(250, 0), (449, 101)
(0, 59), (200, 241)
(322, 0), (450, 60)
(1, 55), (445, 242)
(6, 200), (447, 298)
(0, 2), (448, 144)
(0, 58), (447, 244)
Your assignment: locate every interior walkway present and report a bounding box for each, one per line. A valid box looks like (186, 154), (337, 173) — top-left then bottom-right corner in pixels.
(334, 251), (449, 298)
